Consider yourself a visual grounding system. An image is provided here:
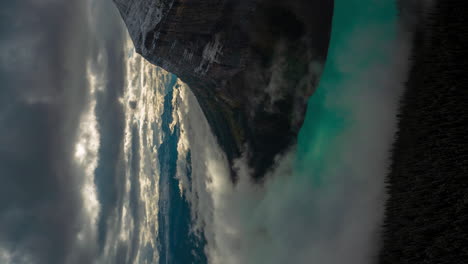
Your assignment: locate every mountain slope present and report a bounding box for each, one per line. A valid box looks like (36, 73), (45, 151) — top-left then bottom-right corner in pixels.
(113, 0), (333, 179)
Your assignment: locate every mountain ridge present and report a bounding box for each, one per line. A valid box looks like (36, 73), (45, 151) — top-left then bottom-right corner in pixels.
(113, 0), (334, 179)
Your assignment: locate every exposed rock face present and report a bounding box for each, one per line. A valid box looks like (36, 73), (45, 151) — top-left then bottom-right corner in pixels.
(114, 0), (334, 179)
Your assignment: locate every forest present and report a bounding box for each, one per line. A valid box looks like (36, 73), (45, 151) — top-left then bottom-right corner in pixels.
(379, 0), (468, 263)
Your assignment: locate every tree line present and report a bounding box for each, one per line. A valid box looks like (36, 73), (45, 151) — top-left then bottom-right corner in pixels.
(379, 0), (468, 263)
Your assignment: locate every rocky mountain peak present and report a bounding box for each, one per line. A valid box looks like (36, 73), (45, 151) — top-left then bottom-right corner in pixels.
(113, 0), (334, 179)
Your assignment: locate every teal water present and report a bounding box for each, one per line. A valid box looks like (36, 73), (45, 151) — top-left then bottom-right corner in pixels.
(296, 0), (398, 186)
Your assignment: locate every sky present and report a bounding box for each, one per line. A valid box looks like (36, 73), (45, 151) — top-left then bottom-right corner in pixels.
(0, 0), (202, 262)
(0, 0), (423, 263)
(0, 0), (128, 263)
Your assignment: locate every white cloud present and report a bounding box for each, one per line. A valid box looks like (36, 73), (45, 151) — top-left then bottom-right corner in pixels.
(99, 35), (175, 264)
(71, 59), (103, 256)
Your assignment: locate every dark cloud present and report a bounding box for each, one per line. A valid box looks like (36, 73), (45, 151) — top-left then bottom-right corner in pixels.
(93, 46), (128, 254)
(0, 0), (127, 263)
(0, 103), (82, 264)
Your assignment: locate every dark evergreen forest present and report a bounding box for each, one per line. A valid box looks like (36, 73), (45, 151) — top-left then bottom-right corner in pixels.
(380, 0), (468, 263)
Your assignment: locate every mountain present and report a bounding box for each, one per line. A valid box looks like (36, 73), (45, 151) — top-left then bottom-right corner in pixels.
(113, 0), (334, 179)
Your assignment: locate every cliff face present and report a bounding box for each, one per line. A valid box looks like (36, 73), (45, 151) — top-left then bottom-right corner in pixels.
(114, 0), (334, 179)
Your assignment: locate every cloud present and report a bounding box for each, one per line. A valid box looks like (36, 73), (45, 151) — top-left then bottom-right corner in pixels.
(0, 2), (93, 263)
(0, 0), (128, 263)
(173, 0), (416, 263)
(95, 36), (176, 264)
(0, 0), (427, 263)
